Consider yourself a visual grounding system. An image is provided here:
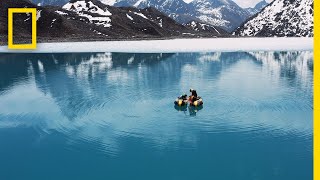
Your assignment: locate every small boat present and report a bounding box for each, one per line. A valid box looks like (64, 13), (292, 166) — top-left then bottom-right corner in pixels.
(189, 96), (203, 107)
(174, 94), (188, 106)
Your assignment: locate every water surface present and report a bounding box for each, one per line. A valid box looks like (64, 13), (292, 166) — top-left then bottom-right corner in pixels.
(0, 51), (313, 180)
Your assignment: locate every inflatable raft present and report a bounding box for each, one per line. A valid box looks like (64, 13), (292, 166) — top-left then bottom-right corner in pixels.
(189, 96), (203, 107)
(174, 94), (188, 106)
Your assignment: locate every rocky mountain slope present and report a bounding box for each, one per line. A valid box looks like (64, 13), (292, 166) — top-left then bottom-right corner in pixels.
(30, 0), (252, 32)
(30, 0), (199, 25)
(234, 0), (314, 37)
(0, 0), (228, 45)
(184, 20), (228, 35)
(109, 0), (251, 32)
(109, 0), (199, 27)
(0, 0), (98, 42)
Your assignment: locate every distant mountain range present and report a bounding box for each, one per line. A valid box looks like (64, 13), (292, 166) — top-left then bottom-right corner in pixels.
(105, 0), (255, 32)
(234, 0), (314, 37)
(30, 0), (267, 32)
(0, 0), (313, 44)
(0, 0), (228, 45)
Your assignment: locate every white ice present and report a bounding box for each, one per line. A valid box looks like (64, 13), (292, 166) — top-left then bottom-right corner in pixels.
(0, 37), (313, 53)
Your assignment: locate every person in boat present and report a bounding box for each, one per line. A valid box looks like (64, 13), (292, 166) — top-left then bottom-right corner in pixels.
(189, 88), (198, 102)
(178, 93), (188, 100)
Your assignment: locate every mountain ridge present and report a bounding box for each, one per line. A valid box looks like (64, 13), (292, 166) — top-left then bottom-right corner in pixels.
(30, 0), (252, 32)
(0, 0), (229, 45)
(234, 0), (314, 37)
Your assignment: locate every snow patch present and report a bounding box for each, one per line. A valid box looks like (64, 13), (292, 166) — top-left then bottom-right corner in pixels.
(126, 14), (133, 20)
(50, 19), (57, 28)
(55, 10), (68, 15)
(133, 12), (148, 19)
(36, 10), (42, 21)
(134, 0), (147, 7)
(101, 0), (117, 6)
(159, 19), (163, 27)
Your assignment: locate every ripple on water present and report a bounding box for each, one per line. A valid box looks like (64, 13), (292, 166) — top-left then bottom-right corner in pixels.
(0, 52), (313, 161)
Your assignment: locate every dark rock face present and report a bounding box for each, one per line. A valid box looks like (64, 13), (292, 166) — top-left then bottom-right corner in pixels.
(234, 0), (314, 37)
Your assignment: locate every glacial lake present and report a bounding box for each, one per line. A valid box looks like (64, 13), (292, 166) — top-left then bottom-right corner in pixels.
(0, 52), (313, 180)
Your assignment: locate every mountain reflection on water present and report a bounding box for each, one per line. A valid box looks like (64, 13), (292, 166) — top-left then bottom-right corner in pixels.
(0, 51), (313, 180)
(0, 51), (313, 142)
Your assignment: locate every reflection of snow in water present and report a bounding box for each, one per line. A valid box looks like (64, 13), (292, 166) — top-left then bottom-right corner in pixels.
(65, 53), (113, 79)
(0, 52), (313, 155)
(248, 51), (313, 89)
(37, 61), (45, 73)
(107, 69), (130, 82)
(198, 52), (221, 62)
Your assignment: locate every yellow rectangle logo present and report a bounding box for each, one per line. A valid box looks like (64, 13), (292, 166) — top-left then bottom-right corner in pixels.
(8, 8), (37, 49)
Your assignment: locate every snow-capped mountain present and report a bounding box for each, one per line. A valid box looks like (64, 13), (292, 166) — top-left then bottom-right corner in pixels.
(30, 0), (252, 32)
(245, 0), (268, 15)
(0, 0), (228, 45)
(107, 0), (251, 32)
(234, 0), (314, 37)
(63, 0), (112, 28)
(111, 0), (197, 26)
(61, 0), (206, 37)
(190, 0), (251, 31)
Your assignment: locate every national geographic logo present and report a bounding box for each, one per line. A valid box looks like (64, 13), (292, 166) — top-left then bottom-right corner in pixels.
(7, 8), (37, 50)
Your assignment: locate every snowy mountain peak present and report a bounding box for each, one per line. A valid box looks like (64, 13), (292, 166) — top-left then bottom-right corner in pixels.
(63, 0), (112, 27)
(64, 0), (112, 15)
(191, 0), (250, 31)
(234, 0), (314, 37)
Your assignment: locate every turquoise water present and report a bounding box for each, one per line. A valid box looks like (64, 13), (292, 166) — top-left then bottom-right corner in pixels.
(0, 52), (313, 180)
